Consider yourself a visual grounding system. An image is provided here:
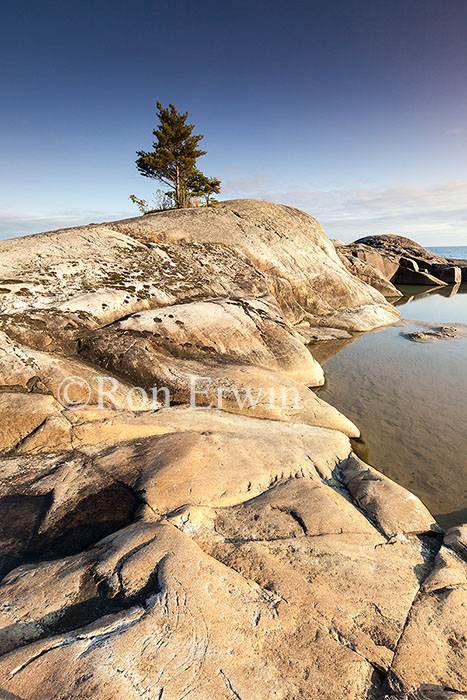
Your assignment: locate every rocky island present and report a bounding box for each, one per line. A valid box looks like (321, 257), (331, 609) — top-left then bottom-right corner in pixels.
(0, 200), (465, 700)
(334, 234), (467, 291)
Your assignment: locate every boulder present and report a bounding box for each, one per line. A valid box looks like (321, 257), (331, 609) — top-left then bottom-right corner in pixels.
(401, 325), (467, 343)
(349, 243), (399, 280)
(353, 234), (446, 269)
(0, 202), (400, 334)
(399, 256), (420, 272)
(349, 244), (401, 279)
(351, 234), (462, 287)
(432, 265), (462, 284)
(336, 246), (402, 297)
(446, 258), (467, 283)
(0, 224), (272, 325)
(393, 266), (447, 286)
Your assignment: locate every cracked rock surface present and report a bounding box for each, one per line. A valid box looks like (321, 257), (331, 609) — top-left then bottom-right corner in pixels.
(0, 200), (465, 699)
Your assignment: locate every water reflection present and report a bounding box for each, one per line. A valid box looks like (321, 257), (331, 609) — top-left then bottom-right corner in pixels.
(393, 283), (467, 324)
(394, 283), (463, 305)
(315, 284), (467, 529)
(309, 334), (360, 365)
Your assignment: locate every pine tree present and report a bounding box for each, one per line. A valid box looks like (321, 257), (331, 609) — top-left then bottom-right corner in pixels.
(186, 170), (222, 205)
(136, 102), (207, 208)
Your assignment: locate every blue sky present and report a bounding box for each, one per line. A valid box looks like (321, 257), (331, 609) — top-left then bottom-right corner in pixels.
(1, 0), (466, 244)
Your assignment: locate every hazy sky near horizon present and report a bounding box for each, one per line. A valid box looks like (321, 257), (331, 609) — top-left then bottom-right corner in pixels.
(1, 0), (467, 244)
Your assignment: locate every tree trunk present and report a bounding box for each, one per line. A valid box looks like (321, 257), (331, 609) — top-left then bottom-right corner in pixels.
(175, 163), (182, 208)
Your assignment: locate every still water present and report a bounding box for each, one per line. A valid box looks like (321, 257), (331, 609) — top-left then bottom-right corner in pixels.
(315, 284), (467, 529)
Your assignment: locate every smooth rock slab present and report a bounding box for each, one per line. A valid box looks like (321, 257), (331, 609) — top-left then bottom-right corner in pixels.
(79, 328), (359, 435)
(113, 296), (325, 386)
(83, 409), (354, 512)
(0, 331), (151, 410)
(0, 409), (353, 573)
(0, 393), (71, 454)
(0, 522), (380, 700)
(387, 567), (467, 695)
(109, 199), (399, 330)
(0, 225), (272, 324)
(203, 527), (438, 672)
(340, 454), (441, 537)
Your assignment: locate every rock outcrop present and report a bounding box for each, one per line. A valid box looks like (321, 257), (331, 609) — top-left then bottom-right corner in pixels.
(445, 258), (467, 283)
(342, 234), (465, 289)
(106, 199), (400, 330)
(353, 234), (445, 266)
(333, 234), (467, 294)
(333, 241), (402, 298)
(401, 325), (467, 343)
(0, 201), (464, 700)
(394, 266), (449, 287)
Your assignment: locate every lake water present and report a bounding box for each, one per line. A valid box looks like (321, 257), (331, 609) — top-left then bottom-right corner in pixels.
(428, 245), (467, 261)
(315, 283), (467, 529)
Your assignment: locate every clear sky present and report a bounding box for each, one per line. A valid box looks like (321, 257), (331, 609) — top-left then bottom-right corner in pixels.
(1, 0), (466, 244)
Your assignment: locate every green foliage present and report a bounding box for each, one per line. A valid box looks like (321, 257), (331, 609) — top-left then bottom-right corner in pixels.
(129, 190), (175, 214)
(129, 194), (149, 214)
(186, 170), (222, 205)
(136, 102), (209, 208)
